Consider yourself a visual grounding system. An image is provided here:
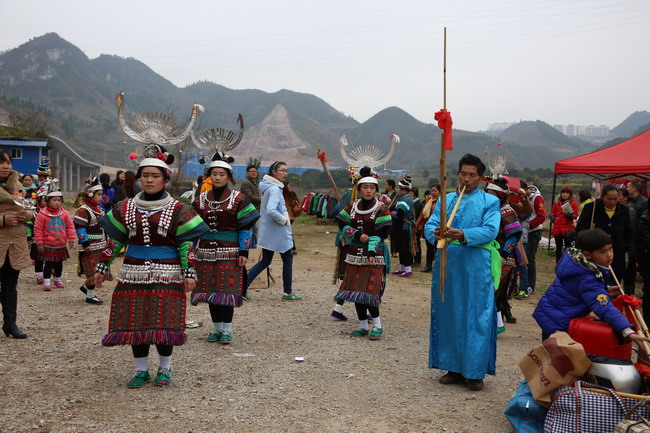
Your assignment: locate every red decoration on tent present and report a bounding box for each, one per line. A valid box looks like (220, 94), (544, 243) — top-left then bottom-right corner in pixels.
(434, 109), (453, 150)
(318, 151), (327, 164)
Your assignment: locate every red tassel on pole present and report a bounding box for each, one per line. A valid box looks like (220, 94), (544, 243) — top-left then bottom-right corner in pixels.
(434, 109), (453, 150)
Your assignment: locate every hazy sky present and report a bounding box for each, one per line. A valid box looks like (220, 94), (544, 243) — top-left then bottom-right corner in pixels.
(2, 0), (649, 132)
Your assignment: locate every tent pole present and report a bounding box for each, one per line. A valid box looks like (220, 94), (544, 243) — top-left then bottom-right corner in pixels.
(548, 174), (558, 252)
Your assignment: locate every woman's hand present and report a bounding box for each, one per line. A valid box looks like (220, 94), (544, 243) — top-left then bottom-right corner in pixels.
(68, 241), (75, 249)
(183, 278), (196, 293)
(37, 245), (44, 255)
(16, 210), (29, 222)
(83, 246), (91, 252)
(238, 256), (248, 267)
(4, 213), (20, 226)
(93, 272), (105, 288)
(359, 234), (369, 244)
(368, 256), (376, 265)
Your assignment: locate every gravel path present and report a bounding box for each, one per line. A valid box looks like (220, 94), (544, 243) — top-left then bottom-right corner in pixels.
(0, 220), (547, 433)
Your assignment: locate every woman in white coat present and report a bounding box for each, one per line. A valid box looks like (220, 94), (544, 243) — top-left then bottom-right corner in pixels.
(247, 161), (301, 300)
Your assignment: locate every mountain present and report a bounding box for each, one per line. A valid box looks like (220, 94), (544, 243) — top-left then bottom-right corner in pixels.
(611, 111), (650, 137)
(0, 33), (613, 171)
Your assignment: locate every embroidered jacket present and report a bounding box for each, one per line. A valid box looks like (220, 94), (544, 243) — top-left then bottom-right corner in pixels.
(193, 187), (260, 261)
(97, 193), (209, 282)
(74, 202), (107, 252)
(336, 198), (391, 265)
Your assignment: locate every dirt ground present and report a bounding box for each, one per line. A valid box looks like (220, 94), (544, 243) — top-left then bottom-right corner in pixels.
(0, 215), (565, 433)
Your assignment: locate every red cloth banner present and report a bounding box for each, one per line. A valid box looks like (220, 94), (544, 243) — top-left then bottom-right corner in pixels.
(434, 109), (453, 150)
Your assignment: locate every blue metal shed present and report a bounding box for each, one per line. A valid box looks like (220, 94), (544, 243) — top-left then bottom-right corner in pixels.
(0, 137), (48, 175)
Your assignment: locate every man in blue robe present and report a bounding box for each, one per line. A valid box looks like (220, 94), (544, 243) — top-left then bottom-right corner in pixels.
(424, 154), (501, 391)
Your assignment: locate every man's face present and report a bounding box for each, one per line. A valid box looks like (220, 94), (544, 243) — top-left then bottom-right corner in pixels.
(458, 165), (481, 191)
(246, 167), (258, 180)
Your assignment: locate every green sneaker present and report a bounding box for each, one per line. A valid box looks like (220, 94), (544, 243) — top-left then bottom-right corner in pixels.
(219, 331), (233, 344)
(207, 331), (222, 342)
(154, 367), (172, 386)
(514, 290), (529, 300)
(282, 293), (302, 301)
(351, 328), (369, 337)
(127, 370), (151, 388)
(369, 327), (383, 340)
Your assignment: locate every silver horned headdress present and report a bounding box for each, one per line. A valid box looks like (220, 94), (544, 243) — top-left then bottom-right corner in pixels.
(339, 134), (399, 175)
(117, 92), (202, 174)
(487, 153), (508, 179)
(191, 114), (244, 157)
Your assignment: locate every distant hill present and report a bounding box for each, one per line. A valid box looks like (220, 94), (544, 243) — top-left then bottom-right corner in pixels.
(0, 32), (629, 171)
(611, 111), (650, 137)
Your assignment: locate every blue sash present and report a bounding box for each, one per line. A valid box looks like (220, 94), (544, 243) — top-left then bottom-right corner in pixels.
(125, 245), (179, 260)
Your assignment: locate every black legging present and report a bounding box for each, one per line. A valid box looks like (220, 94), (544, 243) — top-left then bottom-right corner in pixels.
(424, 240), (436, 268)
(554, 234), (573, 263)
(43, 261), (63, 279)
(247, 248), (293, 294)
(0, 256), (20, 323)
(399, 251), (413, 267)
(354, 302), (379, 320)
(35, 260), (43, 273)
(209, 304), (234, 323)
(131, 344), (173, 358)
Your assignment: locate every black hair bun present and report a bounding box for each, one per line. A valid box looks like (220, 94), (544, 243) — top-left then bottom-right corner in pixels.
(211, 151), (235, 164)
(359, 166), (372, 177)
(165, 154), (175, 165)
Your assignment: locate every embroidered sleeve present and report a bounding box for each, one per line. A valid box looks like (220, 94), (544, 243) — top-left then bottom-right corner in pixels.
(174, 203), (210, 243)
(236, 194), (260, 231)
(99, 205), (128, 245)
(335, 205), (353, 228)
(238, 229), (251, 256)
(178, 241), (197, 279)
(73, 208), (90, 228)
(96, 239), (124, 273)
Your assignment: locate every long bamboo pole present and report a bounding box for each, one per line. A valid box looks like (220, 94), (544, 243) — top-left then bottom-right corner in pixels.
(438, 27), (448, 301)
(436, 186), (466, 248)
(609, 266), (650, 354)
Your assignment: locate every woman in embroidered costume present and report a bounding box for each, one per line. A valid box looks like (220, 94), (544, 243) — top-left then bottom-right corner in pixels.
(334, 167), (392, 340)
(485, 178), (523, 334)
(247, 161), (302, 300)
(390, 175), (417, 277)
(190, 152), (259, 344)
(93, 147), (209, 388)
(74, 178), (112, 304)
(34, 181), (76, 291)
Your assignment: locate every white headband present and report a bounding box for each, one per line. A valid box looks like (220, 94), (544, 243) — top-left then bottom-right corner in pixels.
(486, 182), (508, 193)
(139, 158), (170, 171)
(358, 176), (378, 186)
(209, 160), (233, 172)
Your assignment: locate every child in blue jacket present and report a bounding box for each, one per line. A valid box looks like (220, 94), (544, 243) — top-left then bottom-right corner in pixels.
(533, 228), (649, 347)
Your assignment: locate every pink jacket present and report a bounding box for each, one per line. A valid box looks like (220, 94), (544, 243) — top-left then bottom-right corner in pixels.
(34, 206), (76, 248)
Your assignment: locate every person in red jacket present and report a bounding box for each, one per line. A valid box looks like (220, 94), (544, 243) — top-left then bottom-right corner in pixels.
(550, 186), (579, 263)
(34, 187), (76, 291)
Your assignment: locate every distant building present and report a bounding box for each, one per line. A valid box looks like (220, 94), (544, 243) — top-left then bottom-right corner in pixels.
(553, 124), (610, 137)
(487, 122), (518, 133)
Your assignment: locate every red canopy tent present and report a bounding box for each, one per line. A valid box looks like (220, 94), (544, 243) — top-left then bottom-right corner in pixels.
(554, 129), (650, 180)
